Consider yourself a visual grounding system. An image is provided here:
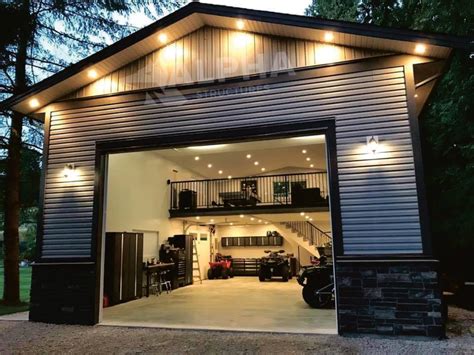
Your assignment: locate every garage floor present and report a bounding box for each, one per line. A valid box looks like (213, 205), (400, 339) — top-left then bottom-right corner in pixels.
(101, 277), (336, 334)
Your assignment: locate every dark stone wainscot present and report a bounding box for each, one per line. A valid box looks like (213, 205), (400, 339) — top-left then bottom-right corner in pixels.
(335, 259), (445, 338)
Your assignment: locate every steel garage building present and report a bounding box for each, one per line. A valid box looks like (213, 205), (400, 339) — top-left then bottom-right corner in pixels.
(1, 2), (468, 337)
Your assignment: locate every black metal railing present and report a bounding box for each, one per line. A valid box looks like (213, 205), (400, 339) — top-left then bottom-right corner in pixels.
(283, 221), (332, 247)
(170, 172), (328, 212)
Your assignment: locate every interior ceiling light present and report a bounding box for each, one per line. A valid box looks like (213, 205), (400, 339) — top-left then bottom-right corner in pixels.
(29, 98), (40, 108)
(87, 69), (98, 79)
(210, 219), (214, 222)
(187, 144), (227, 151)
(158, 33), (167, 44)
(291, 134), (325, 141)
(230, 222), (234, 225)
(258, 220), (262, 223)
(302, 149), (307, 154)
(250, 217), (255, 221)
(218, 170), (223, 174)
(227, 175), (232, 179)
(261, 167), (266, 172)
(240, 214), (244, 218)
(310, 164), (314, 168)
(306, 157), (311, 161)
(194, 156), (200, 161)
(254, 161), (259, 166)
(415, 43), (426, 54)
(236, 19), (245, 30)
(324, 32), (334, 42)
(300, 212), (305, 216)
(305, 215), (309, 219)
(246, 154), (252, 159)
(195, 216), (200, 220)
(207, 163), (212, 168)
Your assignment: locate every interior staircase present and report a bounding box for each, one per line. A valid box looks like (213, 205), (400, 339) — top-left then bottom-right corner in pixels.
(274, 221), (332, 257)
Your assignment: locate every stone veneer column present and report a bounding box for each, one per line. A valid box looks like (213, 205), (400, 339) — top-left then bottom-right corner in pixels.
(335, 259), (444, 337)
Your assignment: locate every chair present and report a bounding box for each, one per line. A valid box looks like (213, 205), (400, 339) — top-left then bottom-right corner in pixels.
(159, 270), (172, 294)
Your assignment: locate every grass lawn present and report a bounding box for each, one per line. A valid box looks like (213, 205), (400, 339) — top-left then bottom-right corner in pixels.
(0, 265), (32, 316)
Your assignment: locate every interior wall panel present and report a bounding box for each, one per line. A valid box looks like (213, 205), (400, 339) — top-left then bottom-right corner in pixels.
(44, 66), (422, 258)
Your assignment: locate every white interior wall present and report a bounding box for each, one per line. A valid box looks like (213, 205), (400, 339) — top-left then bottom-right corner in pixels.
(106, 151), (203, 261)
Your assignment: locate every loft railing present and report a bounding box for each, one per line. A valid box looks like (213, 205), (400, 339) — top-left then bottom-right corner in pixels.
(170, 172), (328, 212)
(284, 221), (332, 247)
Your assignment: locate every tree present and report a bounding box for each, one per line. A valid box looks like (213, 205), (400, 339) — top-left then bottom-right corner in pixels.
(306, 0), (473, 277)
(0, 0), (185, 306)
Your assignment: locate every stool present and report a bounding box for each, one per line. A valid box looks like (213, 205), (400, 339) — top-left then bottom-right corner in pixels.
(159, 270), (172, 294)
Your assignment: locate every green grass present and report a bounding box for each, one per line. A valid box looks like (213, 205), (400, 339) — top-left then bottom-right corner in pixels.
(0, 265), (32, 316)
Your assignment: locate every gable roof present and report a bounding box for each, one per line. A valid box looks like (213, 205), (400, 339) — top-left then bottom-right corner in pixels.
(1, 2), (468, 116)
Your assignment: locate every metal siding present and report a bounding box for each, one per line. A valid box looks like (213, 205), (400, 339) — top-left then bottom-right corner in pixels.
(43, 66), (422, 258)
(65, 26), (388, 100)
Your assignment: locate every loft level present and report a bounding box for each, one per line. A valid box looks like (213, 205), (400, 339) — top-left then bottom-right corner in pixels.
(169, 172), (329, 217)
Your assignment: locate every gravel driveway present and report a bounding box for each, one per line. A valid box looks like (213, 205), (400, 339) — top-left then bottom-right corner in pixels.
(0, 306), (472, 354)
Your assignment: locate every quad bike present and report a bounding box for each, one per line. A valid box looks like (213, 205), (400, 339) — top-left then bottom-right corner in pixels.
(258, 250), (292, 282)
(297, 255), (334, 308)
(208, 253), (233, 279)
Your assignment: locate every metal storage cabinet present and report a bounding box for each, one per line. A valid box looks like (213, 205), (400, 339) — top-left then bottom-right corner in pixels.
(104, 232), (143, 306)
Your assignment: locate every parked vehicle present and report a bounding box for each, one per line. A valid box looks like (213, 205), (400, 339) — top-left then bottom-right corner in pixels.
(297, 255), (334, 308)
(208, 253), (233, 279)
(258, 250), (291, 282)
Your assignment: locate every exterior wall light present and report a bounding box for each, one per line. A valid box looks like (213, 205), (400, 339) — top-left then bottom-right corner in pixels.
(63, 163), (77, 180)
(367, 136), (379, 155)
(415, 43), (426, 54)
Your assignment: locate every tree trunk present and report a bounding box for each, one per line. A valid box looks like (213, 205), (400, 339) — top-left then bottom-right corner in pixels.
(2, 0), (29, 306)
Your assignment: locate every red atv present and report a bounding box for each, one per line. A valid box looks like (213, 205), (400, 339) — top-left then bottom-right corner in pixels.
(208, 254), (234, 279)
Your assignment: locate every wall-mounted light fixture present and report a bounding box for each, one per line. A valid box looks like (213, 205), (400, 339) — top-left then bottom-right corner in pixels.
(367, 136), (379, 155)
(63, 163), (77, 180)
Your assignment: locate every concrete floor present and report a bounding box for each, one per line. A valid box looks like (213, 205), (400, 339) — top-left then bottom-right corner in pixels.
(102, 277), (336, 334)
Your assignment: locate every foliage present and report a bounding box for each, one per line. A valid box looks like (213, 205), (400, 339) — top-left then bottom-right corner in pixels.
(306, 0), (474, 274)
(0, 0), (186, 304)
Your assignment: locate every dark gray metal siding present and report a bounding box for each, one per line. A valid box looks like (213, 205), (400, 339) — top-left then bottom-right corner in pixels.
(44, 66), (421, 258)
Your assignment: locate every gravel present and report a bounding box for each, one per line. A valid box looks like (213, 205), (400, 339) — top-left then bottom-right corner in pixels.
(0, 306), (472, 354)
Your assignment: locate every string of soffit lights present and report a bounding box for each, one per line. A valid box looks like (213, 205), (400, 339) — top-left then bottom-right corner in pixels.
(26, 16), (429, 111)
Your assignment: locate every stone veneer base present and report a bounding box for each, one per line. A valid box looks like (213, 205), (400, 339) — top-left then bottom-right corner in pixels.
(335, 258), (444, 338)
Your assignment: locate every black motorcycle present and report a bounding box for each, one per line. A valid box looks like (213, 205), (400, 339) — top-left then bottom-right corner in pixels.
(258, 250), (291, 282)
(297, 255), (334, 308)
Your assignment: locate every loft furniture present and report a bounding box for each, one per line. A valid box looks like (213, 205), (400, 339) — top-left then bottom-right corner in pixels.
(221, 235), (283, 247)
(179, 189), (197, 210)
(104, 232), (143, 306)
(219, 191), (260, 207)
(291, 186), (326, 207)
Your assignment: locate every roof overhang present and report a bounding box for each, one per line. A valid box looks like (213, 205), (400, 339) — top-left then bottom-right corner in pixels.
(1, 2), (468, 116)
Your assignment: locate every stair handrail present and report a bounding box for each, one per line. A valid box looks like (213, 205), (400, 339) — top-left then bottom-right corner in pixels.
(284, 221), (332, 247)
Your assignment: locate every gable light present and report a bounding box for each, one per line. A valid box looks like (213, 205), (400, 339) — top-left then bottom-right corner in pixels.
(367, 135), (379, 155)
(87, 69), (98, 79)
(29, 98), (40, 108)
(324, 32), (334, 42)
(236, 20), (245, 30)
(158, 33), (167, 44)
(415, 43), (426, 55)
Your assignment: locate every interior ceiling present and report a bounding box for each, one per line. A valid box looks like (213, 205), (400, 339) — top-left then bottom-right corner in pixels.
(178, 211), (331, 228)
(155, 135), (327, 179)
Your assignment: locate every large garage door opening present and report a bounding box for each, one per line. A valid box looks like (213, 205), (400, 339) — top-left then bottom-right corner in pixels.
(99, 134), (337, 334)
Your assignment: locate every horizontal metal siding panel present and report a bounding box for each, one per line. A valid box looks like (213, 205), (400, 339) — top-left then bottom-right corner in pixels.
(42, 65), (422, 258)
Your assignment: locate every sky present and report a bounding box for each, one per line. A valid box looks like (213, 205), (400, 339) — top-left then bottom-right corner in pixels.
(200, 0), (312, 15)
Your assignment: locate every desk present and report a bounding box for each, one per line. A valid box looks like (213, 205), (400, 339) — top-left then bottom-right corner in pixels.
(144, 263), (175, 297)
